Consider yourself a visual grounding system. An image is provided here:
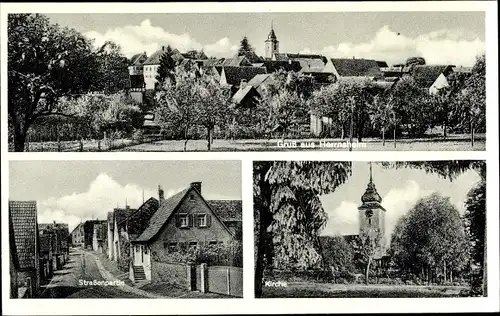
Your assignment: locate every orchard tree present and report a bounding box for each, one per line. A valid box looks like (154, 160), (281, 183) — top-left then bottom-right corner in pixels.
(8, 14), (97, 151)
(370, 93), (398, 146)
(193, 76), (232, 151)
(155, 76), (198, 151)
(269, 90), (308, 141)
(253, 161), (352, 297)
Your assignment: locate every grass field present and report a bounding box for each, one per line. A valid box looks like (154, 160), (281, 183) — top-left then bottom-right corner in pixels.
(12, 133), (485, 152)
(118, 134), (485, 152)
(261, 282), (469, 298)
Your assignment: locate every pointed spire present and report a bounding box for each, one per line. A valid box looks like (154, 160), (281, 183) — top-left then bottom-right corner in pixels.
(369, 161), (373, 183)
(271, 20), (274, 30)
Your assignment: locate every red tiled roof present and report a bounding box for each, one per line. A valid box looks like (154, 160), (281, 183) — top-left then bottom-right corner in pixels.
(9, 201), (38, 270)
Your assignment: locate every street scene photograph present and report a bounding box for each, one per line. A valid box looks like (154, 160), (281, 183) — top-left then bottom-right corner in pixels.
(9, 160), (243, 298)
(7, 11), (485, 152)
(254, 160), (486, 298)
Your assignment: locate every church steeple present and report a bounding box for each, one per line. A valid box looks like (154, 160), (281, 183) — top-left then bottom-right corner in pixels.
(265, 22), (279, 59)
(358, 162), (387, 259)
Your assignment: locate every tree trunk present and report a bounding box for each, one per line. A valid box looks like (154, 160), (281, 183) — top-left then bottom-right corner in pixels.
(443, 121), (447, 139)
(471, 125), (475, 148)
(365, 258), (372, 285)
(450, 270), (453, 283)
(393, 127), (396, 148)
(382, 128), (385, 146)
(444, 261), (447, 283)
(349, 115), (354, 152)
(341, 126), (345, 140)
(14, 125), (27, 152)
(207, 128), (212, 151)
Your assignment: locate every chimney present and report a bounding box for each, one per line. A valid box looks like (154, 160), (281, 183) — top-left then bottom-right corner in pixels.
(240, 79), (247, 89)
(158, 185), (164, 201)
(190, 182), (202, 194)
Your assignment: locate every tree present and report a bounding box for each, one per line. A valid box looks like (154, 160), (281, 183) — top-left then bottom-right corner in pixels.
(352, 232), (382, 284)
(237, 36), (262, 63)
(389, 76), (434, 137)
(456, 54), (486, 147)
(155, 45), (176, 88)
(370, 93), (398, 146)
(269, 90), (308, 141)
(405, 56), (426, 67)
(253, 161), (352, 297)
(155, 76), (198, 151)
(193, 76), (232, 151)
(390, 193), (469, 284)
(321, 236), (355, 280)
(464, 179), (486, 296)
(8, 14), (99, 151)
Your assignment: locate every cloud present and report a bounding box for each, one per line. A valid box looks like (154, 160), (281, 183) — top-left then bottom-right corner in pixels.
(309, 25), (484, 66)
(85, 19), (237, 58)
(37, 173), (183, 232)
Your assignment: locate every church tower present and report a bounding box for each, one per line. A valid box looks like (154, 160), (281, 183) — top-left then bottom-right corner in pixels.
(265, 22), (279, 59)
(358, 162), (387, 259)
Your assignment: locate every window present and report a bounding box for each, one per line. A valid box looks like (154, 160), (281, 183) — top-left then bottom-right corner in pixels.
(197, 214), (207, 227)
(189, 241), (198, 248)
(209, 240), (217, 245)
(167, 242), (177, 252)
(179, 215), (188, 228)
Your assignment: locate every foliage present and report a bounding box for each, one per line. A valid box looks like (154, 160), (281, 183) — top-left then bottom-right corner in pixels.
(268, 90), (308, 140)
(184, 49), (208, 60)
(157, 241), (243, 267)
(405, 56), (426, 67)
(155, 45), (176, 87)
(389, 76), (434, 137)
(369, 92), (398, 144)
(351, 232), (383, 284)
(8, 13), (131, 151)
(321, 236), (355, 276)
(254, 161), (352, 297)
(463, 180), (486, 296)
(237, 36), (262, 63)
(390, 193), (470, 284)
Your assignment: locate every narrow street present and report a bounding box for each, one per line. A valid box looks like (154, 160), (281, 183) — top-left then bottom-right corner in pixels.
(39, 248), (148, 298)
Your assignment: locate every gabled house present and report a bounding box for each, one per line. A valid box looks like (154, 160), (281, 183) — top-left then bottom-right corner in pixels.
(107, 207), (134, 261)
(408, 64), (455, 94)
(38, 233), (54, 280)
(220, 66), (267, 93)
(128, 52), (148, 90)
(130, 182), (241, 282)
(70, 222), (85, 247)
(9, 201), (40, 298)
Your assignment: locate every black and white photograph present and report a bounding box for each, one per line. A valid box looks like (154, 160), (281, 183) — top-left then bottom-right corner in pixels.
(7, 11), (486, 152)
(254, 160), (487, 298)
(9, 160), (243, 299)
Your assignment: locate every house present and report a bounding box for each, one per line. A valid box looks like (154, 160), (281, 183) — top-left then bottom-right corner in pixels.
(9, 201), (40, 298)
(38, 233), (55, 280)
(408, 64), (455, 94)
(330, 58), (384, 80)
(10, 218), (19, 298)
(92, 220), (108, 253)
(130, 182), (242, 282)
(142, 47), (166, 90)
(231, 82), (261, 108)
(39, 222), (70, 268)
(82, 220), (107, 251)
(70, 222), (85, 247)
(128, 52), (148, 90)
(220, 66), (267, 93)
(107, 207), (134, 261)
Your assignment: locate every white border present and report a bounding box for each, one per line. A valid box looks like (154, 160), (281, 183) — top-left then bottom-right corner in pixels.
(1, 1), (498, 315)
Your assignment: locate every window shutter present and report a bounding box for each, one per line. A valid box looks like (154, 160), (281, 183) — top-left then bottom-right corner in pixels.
(188, 214), (194, 227)
(207, 214), (212, 227)
(194, 214), (199, 228)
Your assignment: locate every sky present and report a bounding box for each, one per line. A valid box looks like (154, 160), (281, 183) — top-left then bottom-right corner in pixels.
(319, 162), (482, 242)
(9, 160), (241, 231)
(45, 12), (485, 66)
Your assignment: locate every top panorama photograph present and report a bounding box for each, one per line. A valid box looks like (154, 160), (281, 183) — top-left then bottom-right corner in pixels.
(7, 12), (486, 152)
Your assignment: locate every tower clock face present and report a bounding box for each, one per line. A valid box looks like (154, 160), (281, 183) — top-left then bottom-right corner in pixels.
(365, 209), (373, 218)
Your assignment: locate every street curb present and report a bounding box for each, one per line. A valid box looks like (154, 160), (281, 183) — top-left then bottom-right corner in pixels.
(84, 250), (164, 299)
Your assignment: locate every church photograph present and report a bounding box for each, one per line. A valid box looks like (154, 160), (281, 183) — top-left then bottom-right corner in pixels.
(253, 160), (487, 298)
